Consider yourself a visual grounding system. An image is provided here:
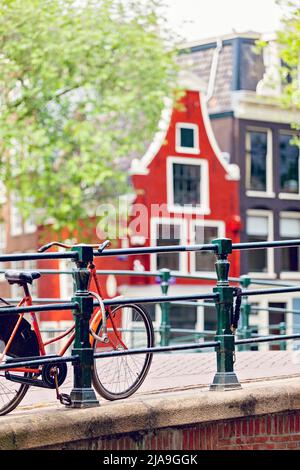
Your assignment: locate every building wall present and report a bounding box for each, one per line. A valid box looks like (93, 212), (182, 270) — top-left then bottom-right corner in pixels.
(131, 89), (240, 279)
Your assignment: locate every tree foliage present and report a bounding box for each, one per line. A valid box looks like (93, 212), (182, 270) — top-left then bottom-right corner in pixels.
(276, 0), (300, 111)
(0, 0), (178, 232)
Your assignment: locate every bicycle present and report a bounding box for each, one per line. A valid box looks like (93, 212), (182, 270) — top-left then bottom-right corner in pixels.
(0, 241), (154, 415)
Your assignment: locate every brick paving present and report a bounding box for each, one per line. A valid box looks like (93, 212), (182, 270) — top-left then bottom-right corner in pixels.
(14, 350), (300, 412)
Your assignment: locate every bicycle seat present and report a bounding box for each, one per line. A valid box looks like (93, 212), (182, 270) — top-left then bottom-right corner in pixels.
(5, 270), (41, 285)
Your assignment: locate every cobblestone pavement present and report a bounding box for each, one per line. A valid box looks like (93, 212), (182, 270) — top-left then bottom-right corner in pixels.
(12, 350), (300, 413)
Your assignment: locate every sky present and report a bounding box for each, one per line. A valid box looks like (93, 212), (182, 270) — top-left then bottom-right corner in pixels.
(163, 0), (284, 42)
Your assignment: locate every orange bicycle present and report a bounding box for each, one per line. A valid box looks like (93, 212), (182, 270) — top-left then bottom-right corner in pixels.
(0, 241), (154, 415)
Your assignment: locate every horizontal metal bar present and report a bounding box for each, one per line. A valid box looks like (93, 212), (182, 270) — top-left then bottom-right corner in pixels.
(0, 268), (294, 288)
(0, 302), (77, 316)
(170, 301), (215, 308)
(170, 328), (215, 335)
(0, 354), (79, 371)
(102, 293), (218, 307)
(251, 306), (300, 315)
(241, 286), (300, 297)
(3, 298), (66, 304)
(0, 252), (78, 262)
(94, 340), (220, 358)
(94, 243), (217, 257)
(233, 239), (300, 251)
(235, 333), (300, 346)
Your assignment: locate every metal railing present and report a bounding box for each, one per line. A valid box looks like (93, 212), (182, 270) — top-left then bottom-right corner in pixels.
(1, 237), (300, 405)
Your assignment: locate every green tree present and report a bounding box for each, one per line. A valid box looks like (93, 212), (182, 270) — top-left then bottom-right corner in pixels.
(276, 0), (300, 111)
(0, 0), (178, 233)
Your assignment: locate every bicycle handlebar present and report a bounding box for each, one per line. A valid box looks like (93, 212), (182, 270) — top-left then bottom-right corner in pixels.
(38, 240), (111, 253)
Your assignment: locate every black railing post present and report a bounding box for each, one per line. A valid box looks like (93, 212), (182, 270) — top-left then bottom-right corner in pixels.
(210, 238), (241, 391)
(239, 275), (252, 351)
(159, 269), (171, 346)
(69, 246), (99, 408)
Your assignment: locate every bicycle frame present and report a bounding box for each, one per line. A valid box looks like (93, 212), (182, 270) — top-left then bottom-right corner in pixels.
(0, 264), (126, 376)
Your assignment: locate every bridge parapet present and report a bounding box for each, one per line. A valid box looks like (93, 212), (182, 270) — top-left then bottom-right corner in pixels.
(1, 376), (300, 450)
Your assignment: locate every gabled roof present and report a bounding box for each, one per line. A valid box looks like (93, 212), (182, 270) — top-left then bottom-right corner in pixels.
(130, 72), (240, 181)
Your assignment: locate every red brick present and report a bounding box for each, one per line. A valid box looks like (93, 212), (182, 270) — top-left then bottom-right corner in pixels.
(296, 415), (300, 433)
(254, 417), (260, 435)
(248, 418), (254, 436)
(156, 434), (163, 450)
(206, 425), (213, 450)
(287, 442), (298, 449)
(151, 434), (157, 450)
(242, 419), (248, 435)
(236, 420), (242, 437)
(223, 422), (231, 438)
(260, 416), (266, 434)
(194, 427), (200, 450)
(161, 431), (168, 450)
(278, 415), (284, 434)
(199, 428), (206, 450)
(270, 435), (291, 442)
(218, 423), (224, 439)
(283, 415), (289, 434)
(289, 415), (295, 433)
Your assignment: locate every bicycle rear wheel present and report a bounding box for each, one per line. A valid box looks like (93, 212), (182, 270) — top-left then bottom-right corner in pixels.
(92, 304), (154, 400)
(0, 316), (40, 415)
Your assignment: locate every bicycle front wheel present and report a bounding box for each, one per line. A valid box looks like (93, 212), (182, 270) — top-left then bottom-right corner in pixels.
(92, 304), (154, 400)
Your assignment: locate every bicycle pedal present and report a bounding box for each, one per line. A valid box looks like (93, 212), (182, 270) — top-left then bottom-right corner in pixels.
(59, 393), (72, 406)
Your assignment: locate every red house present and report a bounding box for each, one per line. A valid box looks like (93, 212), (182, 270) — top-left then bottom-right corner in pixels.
(111, 73), (241, 333)
(0, 74), (241, 337)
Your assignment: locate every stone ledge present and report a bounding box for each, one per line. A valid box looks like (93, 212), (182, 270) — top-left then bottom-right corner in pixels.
(1, 377), (300, 450)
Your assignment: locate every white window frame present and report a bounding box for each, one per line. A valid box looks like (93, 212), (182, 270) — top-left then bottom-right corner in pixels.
(10, 195), (23, 237)
(279, 211), (300, 280)
(175, 123), (200, 155)
(0, 223), (6, 251)
(190, 220), (226, 276)
(246, 128), (275, 198)
(59, 257), (74, 300)
(246, 209), (275, 278)
(150, 217), (188, 274)
(278, 131), (300, 201)
(24, 214), (36, 234)
(167, 156), (210, 215)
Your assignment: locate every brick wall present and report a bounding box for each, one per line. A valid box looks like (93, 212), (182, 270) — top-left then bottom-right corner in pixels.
(43, 410), (300, 450)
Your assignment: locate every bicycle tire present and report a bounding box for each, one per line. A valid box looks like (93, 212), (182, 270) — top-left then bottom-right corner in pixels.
(0, 316), (40, 415)
(92, 303), (154, 400)
(0, 372), (32, 416)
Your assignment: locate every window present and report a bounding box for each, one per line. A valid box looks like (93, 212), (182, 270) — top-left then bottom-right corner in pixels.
(191, 221), (225, 273)
(24, 213), (36, 234)
(175, 123), (199, 154)
(279, 133), (299, 196)
(169, 305), (198, 341)
(292, 299), (300, 350)
(204, 302), (217, 333)
(246, 129), (273, 195)
(10, 195), (23, 236)
(246, 211), (274, 275)
(167, 157), (209, 214)
(280, 213), (300, 274)
(59, 258), (74, 299)
(151, 218), (187, 272)
(268, 302), (286, 351)
(156, 223), (181, 271)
